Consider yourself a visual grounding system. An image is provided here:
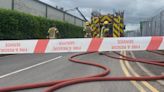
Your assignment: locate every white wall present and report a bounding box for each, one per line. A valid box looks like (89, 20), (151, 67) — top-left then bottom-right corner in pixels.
(75, 18), (83, 26)
(65, 14), (75, 24)
(14, 0), (46, 17)
(0, 0), (12, 9)
(47, 6), (63, 21)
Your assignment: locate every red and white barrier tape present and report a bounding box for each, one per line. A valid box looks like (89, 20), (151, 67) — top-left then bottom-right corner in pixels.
(0, 36), (164, 54)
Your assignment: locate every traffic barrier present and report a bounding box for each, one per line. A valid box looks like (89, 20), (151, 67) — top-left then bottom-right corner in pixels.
(0, 36), (164, 54)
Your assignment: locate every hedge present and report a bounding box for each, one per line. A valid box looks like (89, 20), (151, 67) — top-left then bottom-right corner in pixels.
(0, 9), (84, 40)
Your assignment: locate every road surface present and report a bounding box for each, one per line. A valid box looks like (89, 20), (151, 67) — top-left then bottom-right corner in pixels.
(0, 51), (163, 92)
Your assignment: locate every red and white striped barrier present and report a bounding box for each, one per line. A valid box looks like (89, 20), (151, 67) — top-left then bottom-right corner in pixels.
(0, 36), (164, 54)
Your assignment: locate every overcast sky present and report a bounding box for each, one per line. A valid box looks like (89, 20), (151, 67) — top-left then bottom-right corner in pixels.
(40, 0), (164, 30)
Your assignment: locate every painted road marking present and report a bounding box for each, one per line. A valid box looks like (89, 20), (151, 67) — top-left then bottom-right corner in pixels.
(0, 56), (63, 79)
(124, 51), (159, 92)
(120, 51), (146, 92)
(130, 51), (164, 86)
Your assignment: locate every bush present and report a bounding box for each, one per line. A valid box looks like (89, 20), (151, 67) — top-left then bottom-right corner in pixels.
(0, 9), (84, 40)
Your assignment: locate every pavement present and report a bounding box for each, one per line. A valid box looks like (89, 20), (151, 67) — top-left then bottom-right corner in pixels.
(0, 52), (163, 92)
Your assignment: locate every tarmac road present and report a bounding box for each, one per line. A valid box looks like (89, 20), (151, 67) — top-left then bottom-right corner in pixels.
(0, 52), (162, 92)
(132, 51), (164, 75)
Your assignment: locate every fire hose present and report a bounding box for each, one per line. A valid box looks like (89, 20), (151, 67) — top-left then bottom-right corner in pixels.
(148, 50), (164, 56)
(0, 52), (163, 92)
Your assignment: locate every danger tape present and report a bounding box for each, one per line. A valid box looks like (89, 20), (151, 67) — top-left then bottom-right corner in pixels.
(0, 36), (164, 54)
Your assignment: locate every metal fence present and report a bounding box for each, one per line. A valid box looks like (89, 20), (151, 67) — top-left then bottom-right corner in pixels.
(0, 0), (84, 27)
(125, 31), (141, 37)
(140, 10), (164, 36)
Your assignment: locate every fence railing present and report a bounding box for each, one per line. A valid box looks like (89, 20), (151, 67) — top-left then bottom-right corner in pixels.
(140, 10), (164, 36)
